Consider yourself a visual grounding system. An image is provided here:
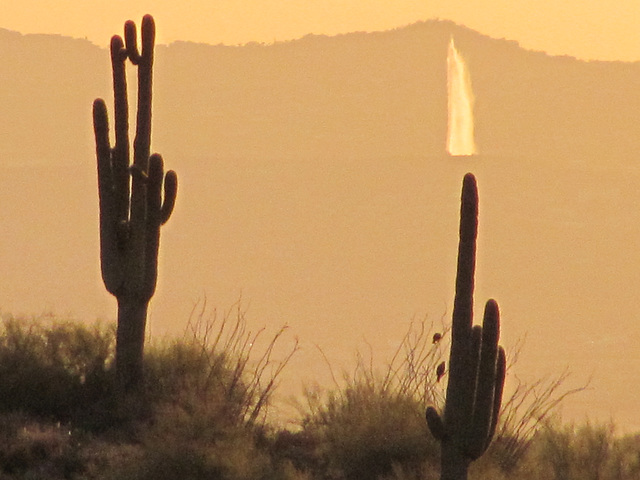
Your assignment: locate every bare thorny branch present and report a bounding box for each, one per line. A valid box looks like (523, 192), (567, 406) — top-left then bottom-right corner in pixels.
(490, 341), (590, 471)
(310, 313), (450, 415)
(183, 296), (299, 426)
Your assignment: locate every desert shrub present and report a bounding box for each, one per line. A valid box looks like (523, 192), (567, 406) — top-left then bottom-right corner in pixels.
(297, 319), (446, 480)
(142, 299), (298, 428)
(0, 300), (296, 432)
(107, 405), (275, 480)
(606, 433), (640, 480)
(438, 419), (640, 480)
(517, 419), (614, 480)
(272, 428), (321, 474)
(0, 315), (114, 424)
(0, 412), (85, 479)
(308, 384), (438, 480)
(96, 300), (299, 479)
(475, 336), (589, 475)
(0, 301), (299, 478)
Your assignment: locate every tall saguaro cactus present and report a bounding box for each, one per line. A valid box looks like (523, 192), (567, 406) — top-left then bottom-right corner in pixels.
(92, 15), (177, 394)
(425, 173), (506, 480)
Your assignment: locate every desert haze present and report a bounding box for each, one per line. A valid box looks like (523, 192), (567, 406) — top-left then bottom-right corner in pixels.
(1, 20), (640, 430)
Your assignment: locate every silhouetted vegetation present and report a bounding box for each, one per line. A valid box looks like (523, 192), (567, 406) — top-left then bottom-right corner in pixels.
(0, 311), (634, 479)
(426, 173), (506, 480)
(93, 15), (177, 395)
(293, 318), (447, 480)
(0, 306), (297, 479)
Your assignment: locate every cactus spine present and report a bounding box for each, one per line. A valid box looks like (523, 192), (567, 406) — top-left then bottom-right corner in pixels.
(426, 173), (506, 480)
(92, 15), (177, 394)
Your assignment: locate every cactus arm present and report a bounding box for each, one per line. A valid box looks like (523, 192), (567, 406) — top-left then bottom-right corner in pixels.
(426, 407), (447, 441)
(140, 154), (165, 299)
(468, 325), (482, 380)
(93, 33), (132, 296)
(160, 170), (178, 224)
(110, 34), (130, 218)
(92, 100), (111, 189)
(123, 14), (153, 66)
(126, 14), (154, 172)
(488, 347), (506, 443)
(124, 20), (141, 65)
(93, 99), (123, 295)
(146, 154), (165, 221)
(138, 154), (177, 301)
(466, 299), (501, 460)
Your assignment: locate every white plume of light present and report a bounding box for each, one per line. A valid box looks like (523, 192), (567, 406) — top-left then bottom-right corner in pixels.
(446, 37), (477, 156)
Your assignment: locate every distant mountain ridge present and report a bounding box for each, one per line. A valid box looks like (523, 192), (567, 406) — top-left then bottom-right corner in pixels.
(1, 20), (638, 167)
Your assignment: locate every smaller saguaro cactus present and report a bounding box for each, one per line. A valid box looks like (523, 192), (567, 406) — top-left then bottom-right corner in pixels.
(93, 15), (177, 394)
(425, 173), (506, 480)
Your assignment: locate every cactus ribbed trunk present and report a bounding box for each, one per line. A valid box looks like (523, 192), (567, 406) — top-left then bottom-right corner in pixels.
(441, 445), (470, 480)
(93, 15), (177, 397)
(426, 173), (506, 480)
(115, 298), (148, 393)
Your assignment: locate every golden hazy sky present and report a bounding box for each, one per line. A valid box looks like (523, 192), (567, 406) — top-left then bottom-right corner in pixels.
(2, 0), (639, 61)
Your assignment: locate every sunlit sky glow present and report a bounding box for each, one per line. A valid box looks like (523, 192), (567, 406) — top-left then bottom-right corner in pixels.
(2, 0), (639, 61)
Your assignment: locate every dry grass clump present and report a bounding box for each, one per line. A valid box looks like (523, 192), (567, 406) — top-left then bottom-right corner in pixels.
(0, 304), (299, 479)
(293, 318), (447, 480)
(0, 310), (637, 480)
